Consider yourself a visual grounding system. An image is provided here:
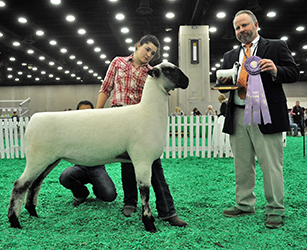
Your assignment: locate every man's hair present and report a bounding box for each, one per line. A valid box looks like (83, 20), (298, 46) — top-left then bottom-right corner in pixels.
(233, 10), (258, 25)
(76, 100), (94, 110)
(135, 34), (161, 60)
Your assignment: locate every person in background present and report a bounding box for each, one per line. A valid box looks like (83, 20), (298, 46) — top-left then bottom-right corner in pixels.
(218, 10), (300, 229)
(205, 105), (216, 116)
(290, 101), (304, 134)
(289, 112), (299, 137)
(193, 107), (202, 116)
(11, 111), (20, 122)
(96, 34), (187, 227)
(217, 94), (227, 117)
(59, 100), (117, 207)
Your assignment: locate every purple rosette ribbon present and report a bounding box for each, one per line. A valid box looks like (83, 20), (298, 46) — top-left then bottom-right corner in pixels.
(244, 56), (272, 125)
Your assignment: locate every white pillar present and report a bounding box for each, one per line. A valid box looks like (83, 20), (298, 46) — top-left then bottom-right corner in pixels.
(169, 25), (210, 116)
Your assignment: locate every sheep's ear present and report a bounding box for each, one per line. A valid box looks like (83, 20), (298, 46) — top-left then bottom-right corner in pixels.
(148, 68), (160, 78)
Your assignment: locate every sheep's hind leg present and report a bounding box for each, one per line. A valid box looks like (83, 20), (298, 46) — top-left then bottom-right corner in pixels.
(8, 179), (33, 228)
(25, 159), (61, 217)
(139, 186), (156, 233)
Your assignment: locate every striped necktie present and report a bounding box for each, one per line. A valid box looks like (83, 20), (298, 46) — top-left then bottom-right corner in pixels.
(237, 43), (252, 99)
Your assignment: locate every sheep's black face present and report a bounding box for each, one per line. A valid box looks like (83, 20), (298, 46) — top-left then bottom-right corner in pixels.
(150, 62), (189, 91)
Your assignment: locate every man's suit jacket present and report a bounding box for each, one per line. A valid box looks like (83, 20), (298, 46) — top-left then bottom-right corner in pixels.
(221, 37), (300, 135)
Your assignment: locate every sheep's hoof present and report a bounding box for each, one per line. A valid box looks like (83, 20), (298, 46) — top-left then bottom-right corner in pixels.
(8, 214), (22, 229)
(25, 204), (38, 217)
(142, 215), (157, 233)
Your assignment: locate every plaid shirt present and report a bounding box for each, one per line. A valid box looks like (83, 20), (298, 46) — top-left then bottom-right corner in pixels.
(99, 55), (152, 106)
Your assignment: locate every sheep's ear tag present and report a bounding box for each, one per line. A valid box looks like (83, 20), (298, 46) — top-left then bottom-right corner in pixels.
(148, 68), (160, 78)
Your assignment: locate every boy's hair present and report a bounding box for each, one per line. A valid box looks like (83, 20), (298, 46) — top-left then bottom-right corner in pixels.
(76, 100), (94, 110)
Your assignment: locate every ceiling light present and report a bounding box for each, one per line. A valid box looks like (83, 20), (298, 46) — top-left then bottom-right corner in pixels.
(87, 39), (94, 44)
(50, 0), (61, 4)
(105, 60), (111, 64)
(100, 54), (106, 59)
(39, 56), (45, 60)
(9, 57), (16, 61)
(94, 47), (101, 52)
(7, 67), (12, 71)
(267, 11), (276, 17)
(0, 1), (6, 7)
(303, 45), (307, 50)
(281, 36), (288, 41)
(66, 15), (75, 22)
(0, 32), (3, 37)
(27, 75), (32, 78)
(35, 78), (40, 81)
(15, 78), (20, 81)
(164, 37), (171, 42)
(32, 67), (38, 71)
(57, 66), (63, 70)
(49, 61), (55, 66)
(163, 53), (169, 57)
(209, 27), (217, 32)
(56, 77), (60, 80)
(83, 66), (89, 70)
(27, 49), (34, 54)
(296, 26), (304, 31)
(128, 46), (134, 51)
(13, 41), (20, 46)
(116, 13), (125, 20)
(36, 30), (44, 36)
(49, 74), (53, 78)
(217, 12), (226, 18)
(60, 48), (67, 53)
(163, 46), (170, 50)
(69, 55), (76, 60)
(125, 38), (133, 43)
(18, 17), (27, 23)
(50, 40), (57, 45)
(65, 70), (69, 74)
(8, 75), (13, 79)
(121, 27), (129, 33)
(88, 70), (93, 73)
(291, 52), (296, 56)
(78, 29), (86, 35)
(41, 71), (46, 74)
(166, 12), (175, 19)
(77, 61), (82, 65)
(109, 0), (118, 2)
(18, 71), (23, 75)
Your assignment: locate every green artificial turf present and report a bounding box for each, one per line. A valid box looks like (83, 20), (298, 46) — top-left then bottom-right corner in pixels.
(0, 136), (307, 249)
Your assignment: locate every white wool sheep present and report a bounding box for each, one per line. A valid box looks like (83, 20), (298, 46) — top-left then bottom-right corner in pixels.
(216, 61), (240, 84)
(8, 62), (189, 233)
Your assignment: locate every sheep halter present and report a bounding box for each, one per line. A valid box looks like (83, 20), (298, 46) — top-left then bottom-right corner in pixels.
(244, 56), (272, 125)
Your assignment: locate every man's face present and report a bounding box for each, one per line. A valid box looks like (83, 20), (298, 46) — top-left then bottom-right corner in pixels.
(234, 13), (258, 44)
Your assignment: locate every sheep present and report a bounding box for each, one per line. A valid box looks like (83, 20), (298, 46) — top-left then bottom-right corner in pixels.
(7, 62), (189, 233)
(216, 61), (240, 84)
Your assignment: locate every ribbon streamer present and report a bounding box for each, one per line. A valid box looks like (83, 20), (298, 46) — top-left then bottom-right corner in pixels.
(244, 56), (272, 125)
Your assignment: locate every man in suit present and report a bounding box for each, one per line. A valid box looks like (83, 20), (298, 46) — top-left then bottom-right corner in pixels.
(218, 10), (300, 229)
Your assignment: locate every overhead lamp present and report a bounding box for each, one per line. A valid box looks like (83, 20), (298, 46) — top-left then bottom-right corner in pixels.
(166, 12), (175, 19)
(66, 15), (75, 22)
(18, 17), (27, 24)
(136, 0), (153, 15)
(23, 33), (35, 44)
(116, 13), (125, 20)
(246, 0), (262, 12)
(121, 27), (129, 33)
(78, 29), (86, 35)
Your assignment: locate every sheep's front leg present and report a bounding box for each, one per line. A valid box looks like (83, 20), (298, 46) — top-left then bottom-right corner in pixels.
(139, 186), (156, 233)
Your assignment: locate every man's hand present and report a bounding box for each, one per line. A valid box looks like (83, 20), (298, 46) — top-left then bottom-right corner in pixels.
(259, 59), (277, 76)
